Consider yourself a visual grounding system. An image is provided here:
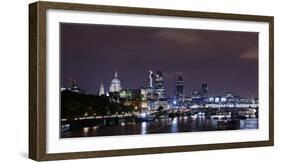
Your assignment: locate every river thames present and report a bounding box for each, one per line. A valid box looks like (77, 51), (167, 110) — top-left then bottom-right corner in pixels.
(61, 117), (258, 138)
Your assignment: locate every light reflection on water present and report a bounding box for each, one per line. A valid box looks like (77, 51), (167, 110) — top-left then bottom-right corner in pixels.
(64, 117), (258, 138)
(240, 118), (259, 129)
(141, 122), (147, 134)
(171, 118), (178, 133)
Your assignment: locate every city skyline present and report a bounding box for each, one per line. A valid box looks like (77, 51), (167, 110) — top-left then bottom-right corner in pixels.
(60, 23), (258, 97)
(63, 70), (257, 99)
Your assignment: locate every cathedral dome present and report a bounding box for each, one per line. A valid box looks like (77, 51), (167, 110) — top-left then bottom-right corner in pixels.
(111, 78), (121, 84)
(109, 71), (122, 92)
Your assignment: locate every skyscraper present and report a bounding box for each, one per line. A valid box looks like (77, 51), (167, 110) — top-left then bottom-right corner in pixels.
(146, 70), (154, 96)
(176, 76), (184, 105)
(149, 70), (153, 88)
(201, 83), (208, 98)
(192, 89), (199, 98)
(154, 71), (165, 99)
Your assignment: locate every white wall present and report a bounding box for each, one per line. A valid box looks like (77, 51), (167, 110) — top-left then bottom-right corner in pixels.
(0, 0), (279, 162)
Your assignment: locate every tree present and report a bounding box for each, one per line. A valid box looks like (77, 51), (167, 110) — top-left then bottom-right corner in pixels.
(61, 90), (134, 119)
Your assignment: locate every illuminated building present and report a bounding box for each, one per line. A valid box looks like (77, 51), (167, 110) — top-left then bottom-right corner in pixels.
(119, 89), (133, 106)
(192, 89), (200, 99)
(201, 83), (208, 99)
(68, 78), (82, 93)
(154, 71), (165, 99)
(226, 92), (235, 103)
(209, 97), (214, 103)
(149, 70), (153, 88)
(191, 84), (208, 104)
(140, 88), (148, 108)
(140, 88), (148, 101)
(98, 82), (105, 96)
(215, 96), (221, 103)
(109, 70), (122, 92)
(176, 76), (184, 106)
(142, 70), (169, 110)
(109, 92), (120, 103)
(108, 71), (122, 103)
(226, 92), (234, 98)
(221, 97), (227, 102)
(145, 70), (156, 101)
(154, 99), (168, 110)
(119, 89), (142, 109)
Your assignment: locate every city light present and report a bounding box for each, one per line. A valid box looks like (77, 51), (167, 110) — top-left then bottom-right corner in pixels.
(61, 70), (259, 138)
(59, 24), (260, 138)
(141, 112), (146, 118)
(83, 127), (89, 133)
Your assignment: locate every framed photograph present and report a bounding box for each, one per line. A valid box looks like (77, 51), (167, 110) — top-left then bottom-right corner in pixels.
(29, 1), (274, 161)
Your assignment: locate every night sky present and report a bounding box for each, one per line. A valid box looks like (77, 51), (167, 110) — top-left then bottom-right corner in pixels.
(60, 23), (258, 98)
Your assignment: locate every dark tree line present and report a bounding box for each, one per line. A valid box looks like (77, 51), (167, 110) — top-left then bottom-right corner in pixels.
(61, 90), (134, 120)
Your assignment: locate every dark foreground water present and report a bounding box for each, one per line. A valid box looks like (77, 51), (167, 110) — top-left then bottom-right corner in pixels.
(61, 117), (258, 138)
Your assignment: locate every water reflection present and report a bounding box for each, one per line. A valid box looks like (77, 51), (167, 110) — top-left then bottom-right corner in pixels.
(62, 117), (258, 138)
(82, 127), (89, 136)
(171, 118), (178, 133)
(240, 118), (259, 129)
(141, 122), (147, 134)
